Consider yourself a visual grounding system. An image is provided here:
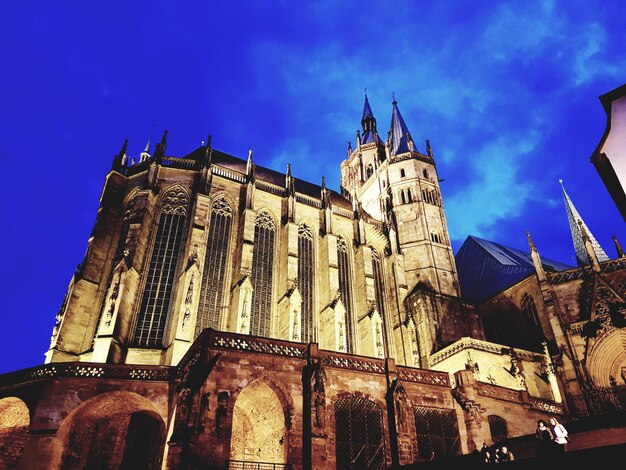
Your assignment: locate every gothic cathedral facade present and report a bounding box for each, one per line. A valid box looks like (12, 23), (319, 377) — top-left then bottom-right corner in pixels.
(1, 94), (625, 470)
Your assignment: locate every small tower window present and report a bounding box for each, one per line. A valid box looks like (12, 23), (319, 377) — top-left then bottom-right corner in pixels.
(400, 191), (406, 204)
(423, 169), (429, 178)
(400, 168), (406, 178)
(406, 189), (413, 203)
(366, 164), (374, 179)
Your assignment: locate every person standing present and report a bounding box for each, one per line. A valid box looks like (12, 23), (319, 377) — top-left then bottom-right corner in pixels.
(535, 419), (554, 457)
(498, 445), (514, 462)
(550, 417), (569, 453)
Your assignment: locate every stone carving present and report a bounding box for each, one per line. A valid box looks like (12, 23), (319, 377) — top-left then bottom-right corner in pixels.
(395, 382), (408, 430)
(311, 359), (327, 431)
(185, 274), (195, 305)
(182, 308), (191, 332)
(216, 391), (229, 437)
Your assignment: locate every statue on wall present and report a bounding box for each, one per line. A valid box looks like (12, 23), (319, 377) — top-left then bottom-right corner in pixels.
(216, 391), (229, 437)
(310, 359), (327, 432)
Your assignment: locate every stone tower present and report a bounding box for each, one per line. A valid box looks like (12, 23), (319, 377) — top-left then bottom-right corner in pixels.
(341, 96), (479, 367)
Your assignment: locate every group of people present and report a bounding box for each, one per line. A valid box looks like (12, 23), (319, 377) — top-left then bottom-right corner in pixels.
(535, 417), (569, 457)
(475, 417), (569, 464)
(478, 442), (515, 464)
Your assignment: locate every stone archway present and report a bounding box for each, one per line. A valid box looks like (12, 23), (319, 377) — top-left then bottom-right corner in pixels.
(55, 391), (166, 470)
(0, 397), (30, 469)
(230, 379), (288, 465)
(586, 329), (626, 387)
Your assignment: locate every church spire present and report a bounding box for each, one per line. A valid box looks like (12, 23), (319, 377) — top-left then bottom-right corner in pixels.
(559, 179), (609, 267)
(360, 93), (381, 145)
(613, 234), (626, 258)
(527, 230), (547, 282)
(140, 136), (151, 162)
(388, 96), (414, 156)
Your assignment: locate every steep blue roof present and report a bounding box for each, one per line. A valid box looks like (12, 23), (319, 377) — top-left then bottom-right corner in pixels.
(389, 100), (412, 155)
(455, 235), (572, 303)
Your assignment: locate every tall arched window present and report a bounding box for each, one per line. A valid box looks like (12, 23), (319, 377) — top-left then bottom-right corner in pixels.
(134, 188), (189, 347)
(298, 224), (314, 342)
(372, 250), (386, 354)
(195, 197), (232, 338)
(522, 293), (544, 351)
(337, 237), (355, 353)
(522, 294), (540, 329)
(251, 211), (275, 337)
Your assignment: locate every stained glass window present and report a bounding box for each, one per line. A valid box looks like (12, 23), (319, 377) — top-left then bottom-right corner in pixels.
(195, 197), (232, 338)
(134, 188), (188, 347)
(337, 237), (355, 353)
(298, 224), (314, 342)
(251, 211), (275, 337)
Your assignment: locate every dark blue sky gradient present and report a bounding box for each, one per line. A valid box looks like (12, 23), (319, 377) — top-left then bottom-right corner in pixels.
(1, 1), (625, 373)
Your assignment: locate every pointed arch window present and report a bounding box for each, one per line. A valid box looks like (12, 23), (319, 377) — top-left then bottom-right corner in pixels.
(134, 188), (189, 347)
(521, 293), (544, 351)
(195, 197), (232, 338)
(371, 250), (386, 352)
(250, 211), (275, 337)
(522, 294), (541, 329)
(298, 224), (314, 342)
(337, 237), (355, 353)
(488, 415), (508, 445)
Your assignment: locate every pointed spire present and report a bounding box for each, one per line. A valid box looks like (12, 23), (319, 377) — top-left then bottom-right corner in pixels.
(426, 139), (433, 158)
(559, 179), (609, 267)
(389, 96), (413, 156)
(527, 230), (537, 251)
(203, 134), (213, 166)
(579, 220), (602, 271)
(285, 163), (295, 195)
(613, 234), (626, 258)
(154, 129), (168, 163)
(112, 139), (128, 171)
(527, 230), (546, 282)
(359, 93), (383, 145)
(140, 137), (151, 163)
(246, 148), (254, 178)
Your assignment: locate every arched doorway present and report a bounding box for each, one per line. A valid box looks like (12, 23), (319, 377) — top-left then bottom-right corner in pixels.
(0, 397), (30, 469)
(55, 391), (165, 470)
(230, 379), (288, 465)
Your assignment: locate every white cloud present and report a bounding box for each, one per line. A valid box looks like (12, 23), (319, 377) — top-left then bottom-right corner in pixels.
(445, 133), (538, 240)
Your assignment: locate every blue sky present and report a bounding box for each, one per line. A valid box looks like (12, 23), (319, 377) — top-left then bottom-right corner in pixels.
(1, 1), (625, 373)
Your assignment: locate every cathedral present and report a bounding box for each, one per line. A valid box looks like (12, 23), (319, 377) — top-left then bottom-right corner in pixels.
(1, 91), (625, 470)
